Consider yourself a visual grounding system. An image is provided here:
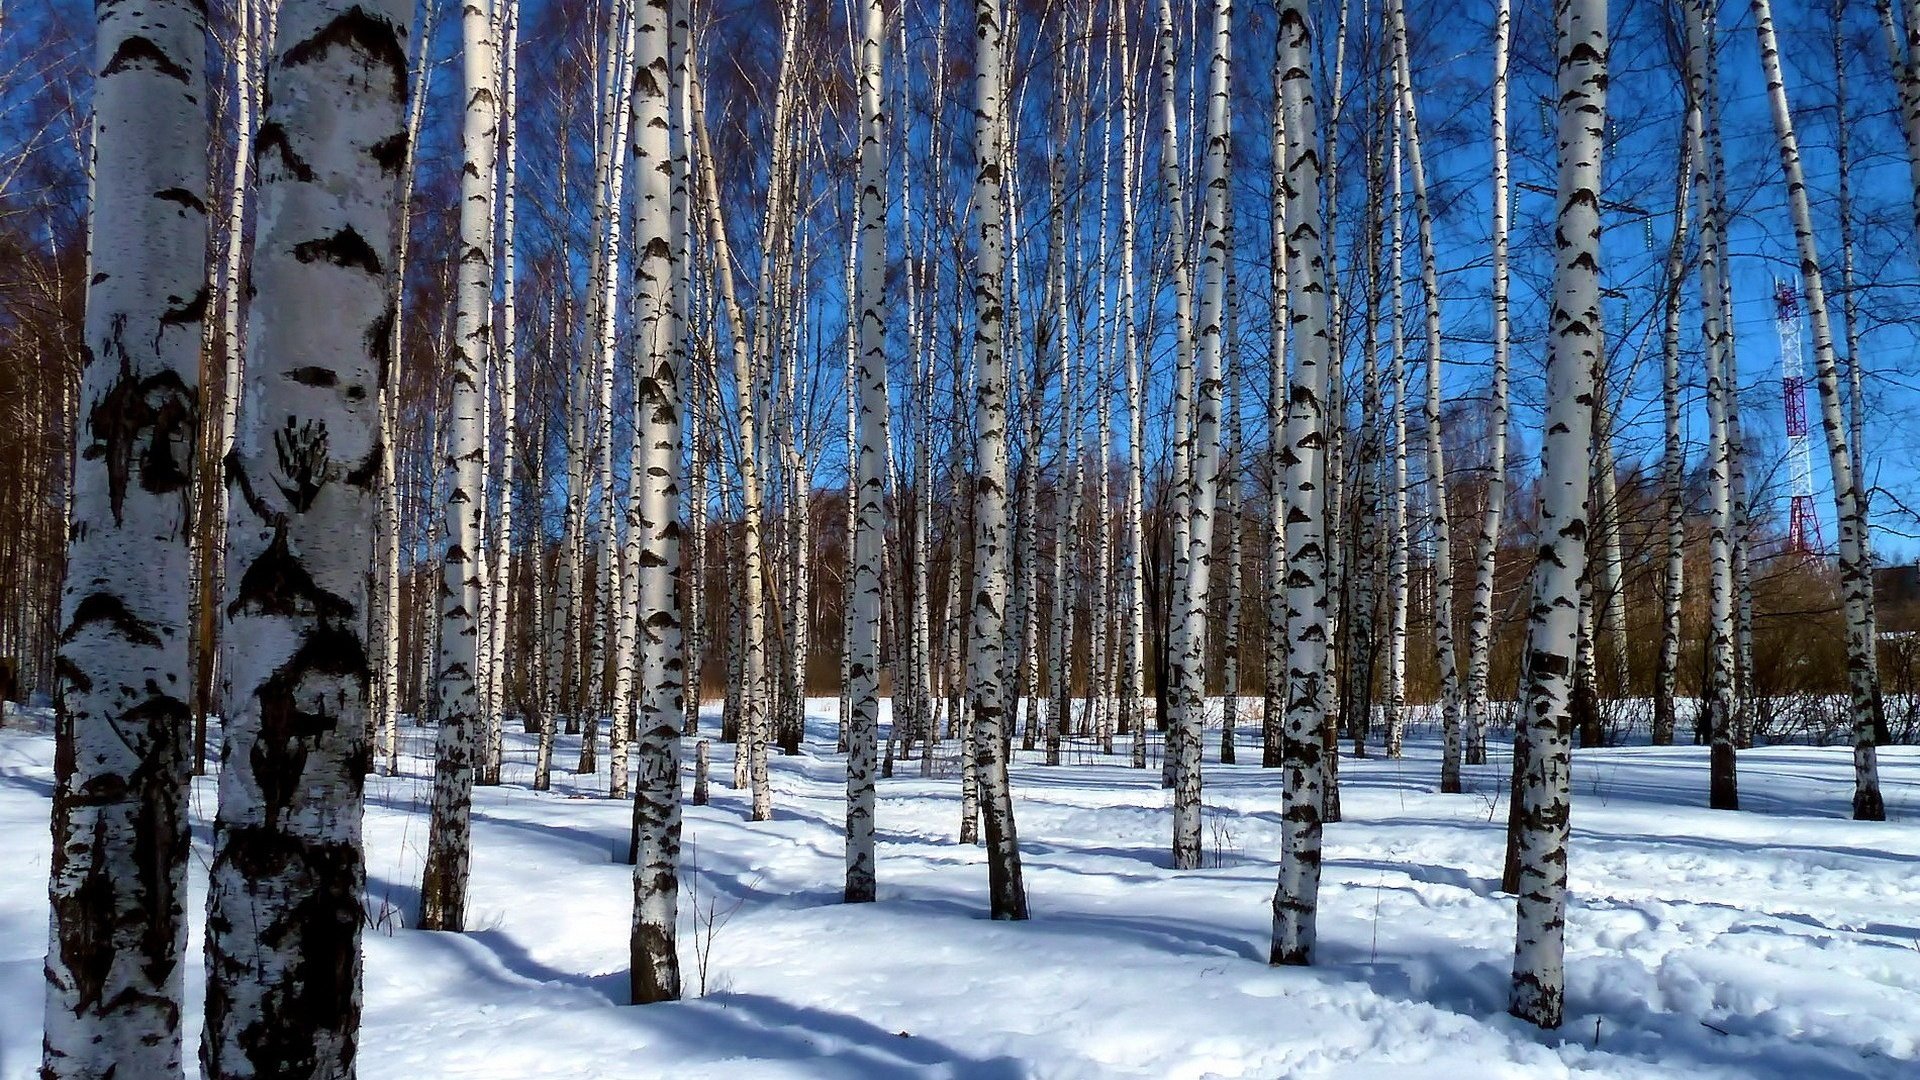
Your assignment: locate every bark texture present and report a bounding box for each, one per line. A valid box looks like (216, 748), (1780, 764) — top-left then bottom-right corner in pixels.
(44, 0), (208, 1073)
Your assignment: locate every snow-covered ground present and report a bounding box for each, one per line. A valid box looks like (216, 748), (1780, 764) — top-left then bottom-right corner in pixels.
(4, 700), (1918, 1079)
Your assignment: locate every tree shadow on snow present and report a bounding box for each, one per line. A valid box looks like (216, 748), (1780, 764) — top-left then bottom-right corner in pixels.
(676, 992), (1030, 1079)
(407, 904), (1037, 1077)
(882, 886), (1264, 963)
(1315, 941), (1912, 1080)
(0, 766), (53, 800)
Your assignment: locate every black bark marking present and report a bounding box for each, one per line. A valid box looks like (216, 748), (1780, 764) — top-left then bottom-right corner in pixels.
(371, 131), (407, 175)
(366, 305), (395, 389)
(154, 187), (207, 214)
(254, 122), (316, 183)
(83, 348), (197, 526)
(288, 366), (339, 388)
(210, 830), (363, 1079)
(284, 6), (410, 101)
(292, 227), (383, 275)
(101, 36), (190, 81)
(159, 285), (209, 331)
(343, 447), (380, 490)
(65, 592), (163, 647)
(251, 621), (370, 826)
(228, 528), (354, 622)
(226, 447), (282, 530)
(56, 656), (92, 694)
(126, 695), (189, 990)
(48, 692), (188, 1024)
(272, 417), (331, 512)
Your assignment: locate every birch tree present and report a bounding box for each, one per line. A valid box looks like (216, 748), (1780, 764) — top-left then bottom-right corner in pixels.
(1383, 93), (1410, 763)
(1682, 1), (1737, 805)
(481, 0), (521, 787)
(1173, 0), (1232, 866)
(1389, 0), (1463, 794)
(1263, 27), (1290, 772)
(628, 0), (687, 1003)
(692, 58), (773, 821)
(846, 0), (888, 905)
(1654, 127), (1692, 751)
(967, 0), (1027, 921)
(1271, 0), (1331, 967)
(1464, 0), (1512, 766)
(377, 0), (439, 777)
(590, 0), (639, 782)
(1876, 0), (1920, 234)
(203, 1), (413, 1072)
(420, 0), (500, 932)
(1751, 0), (1884, 821)
(1510, 0), (1605, 1030)
(1117, 0), (1148, 771)
(43, 0), (207, 1070)
(192, 0), (266, 772)
(1834, 0), (1882, 747)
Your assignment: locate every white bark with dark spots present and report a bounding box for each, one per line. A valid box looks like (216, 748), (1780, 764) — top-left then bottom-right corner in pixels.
(204, 2), (414, 1074)
(420, 0), (500, 933)
(44, 0), (208, 1072)
(1510, 0), (1605, 1030)
(846, 0), (888, 904)
(1271, 0), (1331, 967)
(967, 0), (1027, 920)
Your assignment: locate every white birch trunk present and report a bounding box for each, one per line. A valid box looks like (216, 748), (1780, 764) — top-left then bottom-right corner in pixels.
(845, 0), (888, 904)
(481, 0), (520, 787)
(1165, 0), (1231, 870)
(377, 0), (438, 777)
(1271, 0), (1331, 965)
(591, 0), (640, 783)
(1833, 0), (1881, 745)
(204, 2), (413, 1071)
(1383, 96), (1410, 763)
(1510, 0), (1605, 1029)
(43, 0), (207, 1070)
(193, 0), (264, 761)
(1389, 0), (1463, 795)
(1464, 0), (1511, 766)
(1751, 0), (1884, 820)
(1118, 0), (1148, 770)
(1877, 0), (1920, 240)
(967, 0), (1027, 920)
(627, 0), (686, 1002)
(420, 0), (499, 933)
(1263, 32), (1290, 772)
(1044, 107), (1073, 766)
(691, 65), (773, 820)
(1655, 131), (1692, 749)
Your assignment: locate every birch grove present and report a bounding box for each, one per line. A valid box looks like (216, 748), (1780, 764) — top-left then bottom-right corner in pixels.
(13, 0), (1920, 1065)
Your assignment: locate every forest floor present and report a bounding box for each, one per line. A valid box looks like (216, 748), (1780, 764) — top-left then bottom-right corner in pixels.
(3, 700), (1919, 1079)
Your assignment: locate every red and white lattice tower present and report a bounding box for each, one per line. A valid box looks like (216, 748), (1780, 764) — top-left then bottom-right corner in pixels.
(1774, 279), (1822, 555)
